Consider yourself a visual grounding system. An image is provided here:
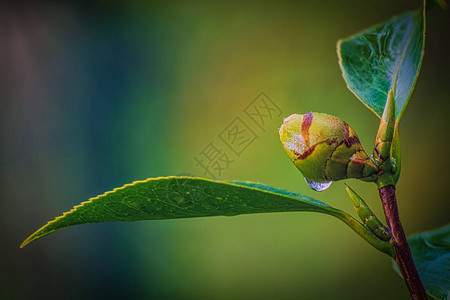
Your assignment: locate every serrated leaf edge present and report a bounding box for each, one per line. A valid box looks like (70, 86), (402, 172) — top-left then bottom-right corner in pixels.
(20, 176), (394, 256)
(20, 176), (192, 248)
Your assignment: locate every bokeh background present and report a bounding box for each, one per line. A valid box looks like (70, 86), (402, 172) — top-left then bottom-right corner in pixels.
(2, 0), (449, 299)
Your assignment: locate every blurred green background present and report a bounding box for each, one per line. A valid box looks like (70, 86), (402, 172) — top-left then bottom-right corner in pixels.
(2, 0), (449, 299)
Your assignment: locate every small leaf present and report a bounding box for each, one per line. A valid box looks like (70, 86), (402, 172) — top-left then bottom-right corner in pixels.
(393, 225), (450, 300)
(21, 177), (393, 255)
(337, 3), (425, 121)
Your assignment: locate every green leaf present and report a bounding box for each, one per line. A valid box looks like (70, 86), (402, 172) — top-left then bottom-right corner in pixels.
(21, 177), (393, 255)
(393, 225), (450, 300)
(229, 181), (331, 207)
(337, 3), (425, 121)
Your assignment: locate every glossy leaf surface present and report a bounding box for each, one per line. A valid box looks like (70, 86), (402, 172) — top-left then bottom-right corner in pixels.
(338, 6), (425, 121)
(21, 177), (392, 255)
(393, 225), (450, 300)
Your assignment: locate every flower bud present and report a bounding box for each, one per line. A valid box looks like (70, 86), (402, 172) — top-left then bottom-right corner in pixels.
(279, 112), (378, 183)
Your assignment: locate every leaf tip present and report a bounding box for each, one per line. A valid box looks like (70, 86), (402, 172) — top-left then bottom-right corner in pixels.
(20, 239), (30, 249)
(20, 220), (57, 248)
(20, 233), (38, 249)
(343, 184), (353, 197)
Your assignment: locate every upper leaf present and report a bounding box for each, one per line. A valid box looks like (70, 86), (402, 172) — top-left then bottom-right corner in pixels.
(21, 177), (393, 255)
(393, 225), (450, 300)
(337, 4), (425, 121)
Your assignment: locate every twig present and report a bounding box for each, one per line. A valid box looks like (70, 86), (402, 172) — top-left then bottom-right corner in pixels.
(379, 185), (428, 300)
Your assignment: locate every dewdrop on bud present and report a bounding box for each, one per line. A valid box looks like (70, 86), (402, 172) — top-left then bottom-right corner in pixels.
(279, 113), (378, 190)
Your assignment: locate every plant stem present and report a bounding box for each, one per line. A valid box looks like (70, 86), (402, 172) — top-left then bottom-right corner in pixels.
(378, 185), (428, 300)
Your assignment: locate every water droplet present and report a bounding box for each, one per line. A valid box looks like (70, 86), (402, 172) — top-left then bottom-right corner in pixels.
(304, 178), (332, 192)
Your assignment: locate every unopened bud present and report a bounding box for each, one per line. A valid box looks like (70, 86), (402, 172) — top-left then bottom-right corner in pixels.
(279, 112), (378, 183)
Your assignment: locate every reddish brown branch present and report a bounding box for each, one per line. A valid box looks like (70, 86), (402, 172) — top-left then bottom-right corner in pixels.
(379, 185), (428, 300)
